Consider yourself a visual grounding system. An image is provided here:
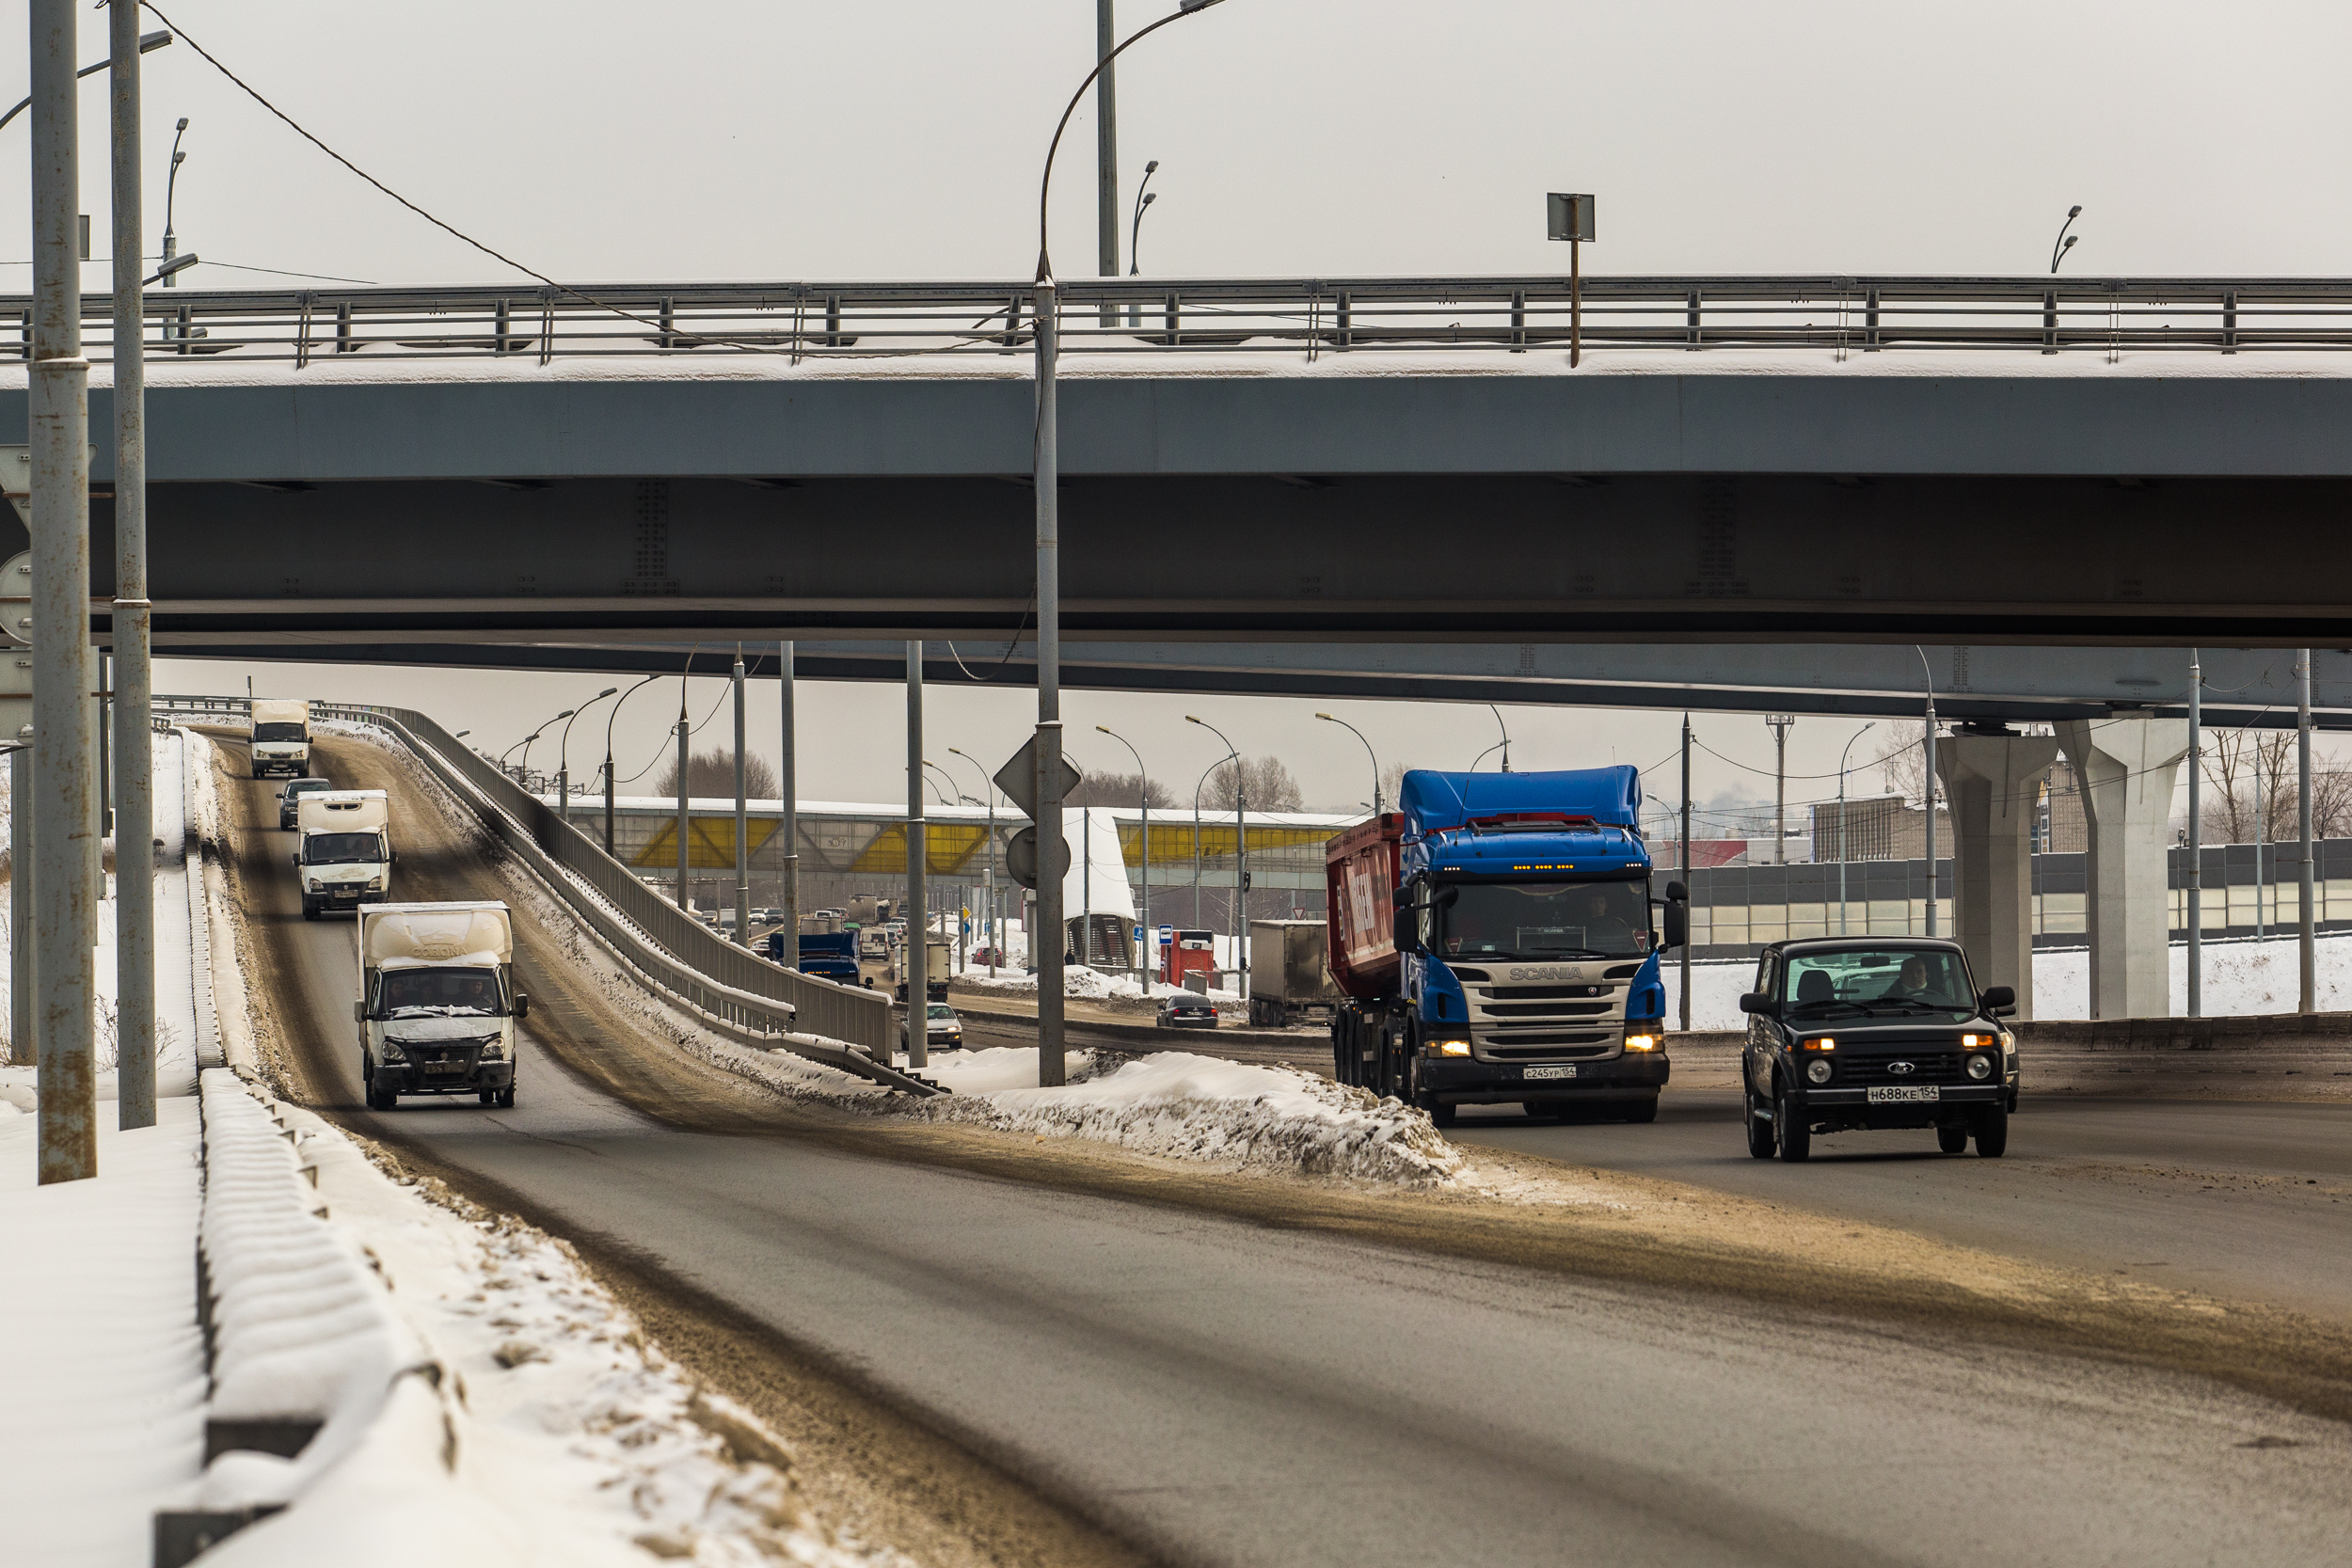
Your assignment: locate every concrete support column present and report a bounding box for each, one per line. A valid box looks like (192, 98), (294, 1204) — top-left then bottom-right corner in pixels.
(1935, 729), (2058, 1021)
(2056, 715), (2191, 1021)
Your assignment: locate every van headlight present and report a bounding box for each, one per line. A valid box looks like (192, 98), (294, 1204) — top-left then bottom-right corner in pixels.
(380, 1042), (406, 1063)
(479, 1039), (506, 1061)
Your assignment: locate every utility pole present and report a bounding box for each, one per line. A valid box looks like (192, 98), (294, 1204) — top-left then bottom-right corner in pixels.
(1916, 647), (1938, 938)
(1096, 0), (1119, 326)
(2255, 751), (2266, 941)
(674, 682), (690, 911)
(31, 0), (98, 1183)
(110, 0), (153, 1132)
(779, 641), (798, 960)
(905, 641), (927, 1067)
(2298, 649), (2315, 1014)
(1678, 714), (1692, 1032)
(732, 649), (749, 946)
(10, 736), (32, 1067)
(2186, 652), (2201, 1019)
(1765, 714), (1795, 865)
(1035, 277), (1066, 1088)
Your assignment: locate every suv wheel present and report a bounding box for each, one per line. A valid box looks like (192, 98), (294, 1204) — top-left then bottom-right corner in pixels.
(1937, 1123), (1970, 1154)
(1773, 1082), (1811, 1163)
(1745, 1089), (1774, 1159)
(1974, 1102), (2009, 1158)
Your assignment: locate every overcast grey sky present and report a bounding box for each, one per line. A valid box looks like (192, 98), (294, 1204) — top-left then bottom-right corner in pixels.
(12, 1), (2346, 811)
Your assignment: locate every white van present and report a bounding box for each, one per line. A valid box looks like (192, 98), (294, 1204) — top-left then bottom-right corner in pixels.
(250, 698), (311, 778)
(294, 789), (391, 919)
(355, 901), (523, 1110)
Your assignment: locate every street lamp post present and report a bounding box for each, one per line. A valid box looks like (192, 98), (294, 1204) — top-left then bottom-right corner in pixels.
(556, 688), (619, 825)
(519, 710), (572, 794)
(1186, 716), (1245, 991)
(947, 748), (1000, 977)
(1765, 714), (1795, 865)
(0, 29), (170, 132)
(1031, 0), (1228, 1085)
(1836, 722), (1877, 934)
(163, 116), (189, 288)
(1127, 159), (1159, 327)
(1097, 724), (1151, 989)
(1317, 711), (1382, 816)
(1915, 646), (1939, 938)
(2050, 205), (2082, 274)
(501, 729), (547, 784)
(602, 673), (662, 858)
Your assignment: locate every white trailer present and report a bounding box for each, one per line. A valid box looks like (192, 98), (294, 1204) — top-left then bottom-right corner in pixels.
(249, 698), (311, 778)
(294, 789), (392, 919)
(355, 901), (524, 1110)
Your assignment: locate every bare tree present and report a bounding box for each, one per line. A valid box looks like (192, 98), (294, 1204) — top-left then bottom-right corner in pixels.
(657, 748), (780, 800)
(2199, 730), (2296, 844)
(1204, 754), (1304, 813)
(1067, 769), (1173, 809)
(1867, 721), (1929, 803)
(1375, 761), (1406, 812)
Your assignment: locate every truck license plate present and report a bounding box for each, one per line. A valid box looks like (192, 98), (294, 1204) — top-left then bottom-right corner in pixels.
(1523, 1065), (1577, 1081)
(1867, 1085), (1940, 1103)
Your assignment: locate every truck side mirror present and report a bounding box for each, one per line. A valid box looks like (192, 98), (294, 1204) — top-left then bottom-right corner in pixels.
(1665, 880), (1689, 902)
(1662, 901), (1689, 951)
(1738, 991), (1774, 1016)
(514, 992), (530, 1020)
(353, 1000), (365, 1023)
(1391, 909), (1422, 955)
(1979, 985), (2015, 1015)
(291, 853), (301, 868)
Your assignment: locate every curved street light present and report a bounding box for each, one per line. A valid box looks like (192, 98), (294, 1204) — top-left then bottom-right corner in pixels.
(1028, 0), (1232, 1087)
(1129, 160), (1160, 275)
(0, 30), (171, 135)
(519, 709), (574, 788)
(1315, 711), (1381, 815)
(164, 116), (192, 288)
(1185, 714), (1247, 985)
(601, 673), (666, 855)
(554, 687), (620, 818)
(1835, 721), (1878, 934)
(2050, 204), (2082, 274)
(1097, 723), (1152, 986)
(946, 747), (1004, 975)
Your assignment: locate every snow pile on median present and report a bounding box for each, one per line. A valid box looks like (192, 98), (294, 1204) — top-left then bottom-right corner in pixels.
(955, 965), (1244, 1006)
(901, 1047), (1466, 1187)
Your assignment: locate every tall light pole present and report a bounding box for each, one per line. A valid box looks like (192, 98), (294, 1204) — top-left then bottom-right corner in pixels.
(2298, 649), (2315, 1015)
(1032, 0), (1228, 1085)
(2050, 205), (2082, 274)
(777, 642), (798, 954)
(1836, 722), (1876, 935)
(1915, 646), (1939, 938)
(1471, 705), (1513, 772)
(602, 673), (661, 858)
(109, 11), (167, 1132)
(30, 0), (98, 1182)
(946, 748), (1000, 977)
(1126, 160), (1159, 330)
(519, 709), (572, 791)
(2186, 654), (2201, 1019)
(733, 650), (751, 946)
(557, 687), (618, 823)
(1317, 711), (1381, 816)
(163, 116), (189, 287)
(1765, 714), (1795, 865)
(501, 728), (548, 783)
(1097, 724), (1150, 986)
(1186, 715), (1245, 989)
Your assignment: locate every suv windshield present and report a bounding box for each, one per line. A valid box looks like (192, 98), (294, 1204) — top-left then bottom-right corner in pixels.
(1438, 879), (1652, 960)
(1782, 946), (1975, 1019)
(380, 967), (503, 1016)
(254, 722), (306, 743)
(286, 780), (329, 797)
(303, 832), (381, 864)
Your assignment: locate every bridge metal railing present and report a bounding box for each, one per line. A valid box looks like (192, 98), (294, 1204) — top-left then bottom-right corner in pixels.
(155, 694), (928, 1092)
(10, 275), (2352, 369)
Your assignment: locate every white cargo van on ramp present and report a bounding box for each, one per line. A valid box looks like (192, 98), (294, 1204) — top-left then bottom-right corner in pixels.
(294, 789), (391, 919)
(356, 901), (524, 1110)
(249, 698), (311, 778)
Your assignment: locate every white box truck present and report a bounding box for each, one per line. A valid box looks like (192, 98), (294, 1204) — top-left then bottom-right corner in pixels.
(355, 901), (524, 1110)
(294, 789), (392, 920)
(249, 698), (311, 778)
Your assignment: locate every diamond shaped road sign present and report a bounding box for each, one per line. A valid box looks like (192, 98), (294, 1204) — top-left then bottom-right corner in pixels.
(993, 734), (1082, 823)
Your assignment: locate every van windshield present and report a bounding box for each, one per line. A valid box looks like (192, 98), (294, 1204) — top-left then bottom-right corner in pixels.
(303, 832), (381, 864)
(379, 967), (502, 1016)
(254, 722), (307, 743)
(1438, 879), (1652, 960)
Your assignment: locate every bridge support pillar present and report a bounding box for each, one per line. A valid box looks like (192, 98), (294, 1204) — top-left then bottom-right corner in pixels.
(1936, 729), (2059, 1022)
(2056, 715), (2191, 1020)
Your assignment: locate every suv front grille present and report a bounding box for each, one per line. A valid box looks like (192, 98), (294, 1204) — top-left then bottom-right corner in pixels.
(1837, 1052), (1964, 1086)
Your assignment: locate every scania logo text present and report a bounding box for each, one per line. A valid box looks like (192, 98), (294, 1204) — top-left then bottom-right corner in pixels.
(1505, 966), (1577, 982)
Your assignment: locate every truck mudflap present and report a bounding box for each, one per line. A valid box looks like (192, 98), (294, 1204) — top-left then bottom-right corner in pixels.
(1421, 1051), (1670, 1104)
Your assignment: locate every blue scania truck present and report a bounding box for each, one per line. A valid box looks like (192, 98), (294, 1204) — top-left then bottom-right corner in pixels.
(1326, 767), (1688, 1126)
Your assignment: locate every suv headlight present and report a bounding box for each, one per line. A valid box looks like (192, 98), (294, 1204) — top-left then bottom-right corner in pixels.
(1966, 1053), (1994, 1081)
(1806, 1057), (1833, 1085)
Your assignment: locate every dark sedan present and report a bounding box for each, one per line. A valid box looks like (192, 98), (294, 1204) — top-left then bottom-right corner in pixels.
(1156, 993), (1219, 1029)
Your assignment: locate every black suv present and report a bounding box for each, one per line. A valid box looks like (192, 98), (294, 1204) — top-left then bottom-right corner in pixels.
(1739, 937), (2018, 1163)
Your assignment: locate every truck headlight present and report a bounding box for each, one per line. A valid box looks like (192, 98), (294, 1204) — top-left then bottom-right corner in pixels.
(380, 1042), (406, 1063)
(1966, 1053), (1994, 1081)
(1806, 1058), (1833, 1085)
(1623, 1033), (1660, 1052)
(1436, 1037), (1471, 1056)
(480, 1040), (505, 1061)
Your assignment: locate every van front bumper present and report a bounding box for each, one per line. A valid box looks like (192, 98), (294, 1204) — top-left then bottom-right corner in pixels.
(373, 1053), (513, 1095)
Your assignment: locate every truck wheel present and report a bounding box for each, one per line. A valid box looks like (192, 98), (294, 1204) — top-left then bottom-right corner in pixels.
(301, 898), (318, 922)
(1429, 1101), (1457, 1128)
(1974, 1102), (2009, 1158)
(1773, 1083), (1811, 1163)
(367, 1081), (396, 1111)
(1937, 1123), (1970, 1154)
(1621, 1094), (1659, 1124)
(497, 1085), (516, 1109)
(1745, 1090), (1774, 1159)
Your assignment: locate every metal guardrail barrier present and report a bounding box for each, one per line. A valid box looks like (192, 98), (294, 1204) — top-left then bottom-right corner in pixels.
(154, 694), (924, 1092)
(12, 276), (2352, 367)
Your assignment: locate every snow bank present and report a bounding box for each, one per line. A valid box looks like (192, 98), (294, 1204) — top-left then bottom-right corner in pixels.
(0, 1100), (207, 1568)
(898, 1047), (1465, 1187)
(957, 964), (1242, 1006)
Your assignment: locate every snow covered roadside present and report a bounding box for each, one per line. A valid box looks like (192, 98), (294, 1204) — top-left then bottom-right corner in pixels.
(193, 1070), (885, 1568)
(956, 964), (1246, 1008)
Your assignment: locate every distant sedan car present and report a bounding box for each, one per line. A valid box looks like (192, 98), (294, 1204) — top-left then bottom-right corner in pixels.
(1156, 994), (1218, 1029)
(278, 775), (334, 830)
(901, 1002), (964, 1052)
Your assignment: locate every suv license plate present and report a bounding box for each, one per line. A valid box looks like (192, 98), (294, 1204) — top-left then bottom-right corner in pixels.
(1523, 1065), (1577, 1081)
(1867, 1085), (1940, 1103)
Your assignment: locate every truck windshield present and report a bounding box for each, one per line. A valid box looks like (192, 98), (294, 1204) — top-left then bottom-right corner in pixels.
(254, 722), (306, 743)
(379, 967), (503, 1016)
(1438, 879), (1652, 960)
(303, 832), (381, 864)
(1783, 946), (1975, 1018)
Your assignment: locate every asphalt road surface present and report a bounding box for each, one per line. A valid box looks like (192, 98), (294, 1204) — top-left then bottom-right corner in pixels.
(1450, 1084), (2352, 1323)
(223, 738), (2352, 1568)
